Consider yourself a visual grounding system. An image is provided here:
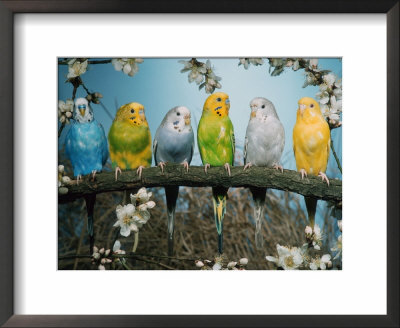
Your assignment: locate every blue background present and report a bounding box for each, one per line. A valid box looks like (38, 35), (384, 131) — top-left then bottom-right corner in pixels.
(58, 58), (342, 226)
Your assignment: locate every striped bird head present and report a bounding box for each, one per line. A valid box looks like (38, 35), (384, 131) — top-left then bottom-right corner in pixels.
(114, 102), (148, 127)
(203, 92), (230, 118)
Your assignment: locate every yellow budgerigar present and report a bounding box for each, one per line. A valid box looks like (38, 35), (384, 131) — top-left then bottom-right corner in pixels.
(108, 102), (152, 180)
(293, 97), (330, 227)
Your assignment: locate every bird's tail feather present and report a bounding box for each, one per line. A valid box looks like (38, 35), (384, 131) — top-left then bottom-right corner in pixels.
(84, 194), (96, 255)
(212, 187), (228, 254)
(165, 186), (179, 256)
(250, 187), (266, 250)
(305, 196), (318, 228)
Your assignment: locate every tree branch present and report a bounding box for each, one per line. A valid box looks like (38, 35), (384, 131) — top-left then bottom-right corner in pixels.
(59, 165), (342, 204)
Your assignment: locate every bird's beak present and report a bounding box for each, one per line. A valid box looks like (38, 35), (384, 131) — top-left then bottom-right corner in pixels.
(298, 104), (306, 114)
(184, 114), (191, 125)
(251, 110), (257, 118)
(79, 109), (85, 116)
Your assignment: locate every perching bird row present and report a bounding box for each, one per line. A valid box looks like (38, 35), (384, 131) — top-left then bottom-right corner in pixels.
(64, 93), (331, 255)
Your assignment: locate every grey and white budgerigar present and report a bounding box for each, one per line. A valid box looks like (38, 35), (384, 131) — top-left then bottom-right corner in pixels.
(243, 97), (285, 249)
(153, 106), (194, 255)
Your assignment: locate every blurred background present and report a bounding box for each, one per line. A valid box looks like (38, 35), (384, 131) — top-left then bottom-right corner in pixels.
(58, 58), (342, 270)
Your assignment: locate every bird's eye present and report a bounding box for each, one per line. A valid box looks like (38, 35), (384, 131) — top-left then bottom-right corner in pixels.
(177, 112), (180, 116)
(262, 105), (265, 109)
(216, 98), (221, 102)
(131, 109), (135, 113)
(310, 104), (314, 108)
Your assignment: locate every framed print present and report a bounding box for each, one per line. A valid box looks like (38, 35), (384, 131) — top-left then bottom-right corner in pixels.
(1, 0), (398, 327)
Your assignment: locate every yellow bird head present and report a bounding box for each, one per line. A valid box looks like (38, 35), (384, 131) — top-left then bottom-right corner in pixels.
(203, 92), (230, 118)
(297, 97), (323, 122)
(114, 102), (148, 127)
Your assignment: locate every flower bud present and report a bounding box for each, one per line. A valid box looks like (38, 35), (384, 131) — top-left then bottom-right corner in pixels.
(239, 258), (248, 266)
(60, 115), (66, 123)
(337, 220), (342, 232)
(105, 249), (110, 257)
(227, 261), (237, 269)
(93, 253), (100, 260)
(305, 226), (313, 235)
(212, 263), (222, 270)
(195, 260), (204, 268)
(101, 258), (106, 265)
(99, 248), (105, 254)
(62, 176), (71, 184)
(58, 187), (68, 195)
(65, 111), (72, 118)
(93, 246), (99, 253)
(98, 264), (105, 270)
(58, 165), (65, 173)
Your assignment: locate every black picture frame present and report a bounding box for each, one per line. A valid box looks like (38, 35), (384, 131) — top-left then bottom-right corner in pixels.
(1, 1), (398, 327)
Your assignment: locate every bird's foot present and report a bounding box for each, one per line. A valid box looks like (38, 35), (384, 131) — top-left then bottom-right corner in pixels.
(243, 162), (252, 171)
(76, 175), (82, 185)
(224, 163), (231, 176)
(299, 169), (307, 180)
(158, 161), (166, 173)
(318, 171), (330, 186)
(91, 170), (97, 181)
(204, 163), (211, 174)
(181, 160), (189, 173)
(115, 167), (122, 181)
(136, 166), (145, 179)
(273, 164), (284, 173)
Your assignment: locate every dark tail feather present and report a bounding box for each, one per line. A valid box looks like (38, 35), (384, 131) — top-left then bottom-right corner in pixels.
(165, 186), (179, 256)
(212, 187), (228, 254)
(250, 187), (266, 250)
(84, 194), (96, 255)
(305, 197), (318, 228)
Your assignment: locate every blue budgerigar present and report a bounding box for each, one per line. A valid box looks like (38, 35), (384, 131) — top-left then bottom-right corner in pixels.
(244, 97), (285, 249)
(153, 106), (194, 255)
(65, 98), (108, 254)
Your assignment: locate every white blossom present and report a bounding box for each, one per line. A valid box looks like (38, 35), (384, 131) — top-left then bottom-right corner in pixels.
(113, 204), (137, 237)
(212, 263), (222, 270)
(130, 187), (153, 205)
(113, 240), (126, 255)
(331, 235), (342, 260)
(58, 99), (74, 124)
(195, 260), (204, 268)
(309, 58), (318, 68)
(179, 58), (222, 94)
(338, 220), (342, 232)
(266, 244), (304, 270)
(112, 58), (143, 77)
(238, 58), (264, 69)
(227, 261), (237, 269)
(310, 254), (331, 270)
(323, 73), (336, 88)
(239, 258), (248, 266)
(67, 59), (88, 79)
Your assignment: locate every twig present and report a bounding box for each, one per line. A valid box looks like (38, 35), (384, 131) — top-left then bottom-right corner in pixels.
(330, 139), (342, 174)
(58, 253), (176, 270)
(58, 59), (112, 65)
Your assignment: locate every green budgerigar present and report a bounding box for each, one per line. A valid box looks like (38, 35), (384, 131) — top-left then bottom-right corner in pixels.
(197, 92), (235, 254)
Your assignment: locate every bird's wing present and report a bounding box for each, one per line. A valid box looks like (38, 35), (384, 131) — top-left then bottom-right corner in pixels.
(229, 121), (235, 166)
(97, 122), (109, 166)
(188, 131), (195, 164)
(243, 135), (248, 165)
(153, 138), (159, 165)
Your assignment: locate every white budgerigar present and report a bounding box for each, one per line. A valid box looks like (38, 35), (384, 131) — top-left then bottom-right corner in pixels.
(153, 106), (194, 255)
(243, 97), (285, 249)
